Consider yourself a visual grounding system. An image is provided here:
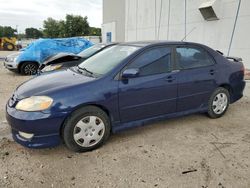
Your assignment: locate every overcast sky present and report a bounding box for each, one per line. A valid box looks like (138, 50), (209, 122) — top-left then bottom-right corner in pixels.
(0, 0), (102, 33)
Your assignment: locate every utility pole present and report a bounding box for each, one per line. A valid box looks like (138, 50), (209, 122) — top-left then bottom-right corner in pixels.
(16, 25), (19, 37)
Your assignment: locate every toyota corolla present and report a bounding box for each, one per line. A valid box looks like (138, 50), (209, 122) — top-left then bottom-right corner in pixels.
(6, 41), (245, 152)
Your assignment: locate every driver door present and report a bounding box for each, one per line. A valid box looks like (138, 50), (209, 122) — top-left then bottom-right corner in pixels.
(118, 46), (178, 123)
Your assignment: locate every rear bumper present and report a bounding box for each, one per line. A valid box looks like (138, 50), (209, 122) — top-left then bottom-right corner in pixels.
(6, 104), (69, 148)
(231, 80), (245, 103)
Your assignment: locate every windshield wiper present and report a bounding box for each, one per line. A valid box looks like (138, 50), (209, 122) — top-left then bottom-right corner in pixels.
(77, 66), (94, 76)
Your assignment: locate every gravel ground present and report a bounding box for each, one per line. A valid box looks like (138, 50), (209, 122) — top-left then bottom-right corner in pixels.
(0, 51), (250, 188)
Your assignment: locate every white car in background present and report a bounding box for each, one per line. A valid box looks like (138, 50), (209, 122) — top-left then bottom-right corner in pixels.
(3, 52), (22, 72)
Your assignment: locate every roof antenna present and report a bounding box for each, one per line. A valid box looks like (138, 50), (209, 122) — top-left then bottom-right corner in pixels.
(181, 27), (196, 41)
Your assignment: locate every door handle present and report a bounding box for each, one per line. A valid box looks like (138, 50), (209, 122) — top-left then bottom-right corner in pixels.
(165, 76), (175, 82)
(209, 69), (215, 75)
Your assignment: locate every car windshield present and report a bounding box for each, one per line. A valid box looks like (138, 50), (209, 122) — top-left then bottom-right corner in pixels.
(78, 45), (140, 76)
(77, 44), (105, 58)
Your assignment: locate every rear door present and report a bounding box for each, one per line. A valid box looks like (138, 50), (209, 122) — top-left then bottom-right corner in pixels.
(175, 45), (217, 112)
(118, 46), (178, 122)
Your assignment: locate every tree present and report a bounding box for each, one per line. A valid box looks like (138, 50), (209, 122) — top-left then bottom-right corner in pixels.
(25, 27), (43, 38)
(0, 26), (17, 37)
(89, 27), (101, 36)
(58, 20), (66, 37)
(43, 17), (63, 38)
(17, 33), (26, 39)
(43, 15), (91, 38)
(64, 14), (90, 37)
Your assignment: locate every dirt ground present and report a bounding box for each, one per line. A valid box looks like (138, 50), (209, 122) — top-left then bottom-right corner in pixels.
(0, 51), (250, 188)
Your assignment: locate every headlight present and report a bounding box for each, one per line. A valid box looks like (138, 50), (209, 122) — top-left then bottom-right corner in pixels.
(16, 96), (53, 111)
(9, 57), (14, 62)
(6, 57), (14, 62)
(6, 53), (20, 62)
(42, 64), (62, 72)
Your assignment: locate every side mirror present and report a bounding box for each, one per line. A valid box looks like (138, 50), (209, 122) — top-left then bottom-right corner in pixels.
(122, 68), (139, 79)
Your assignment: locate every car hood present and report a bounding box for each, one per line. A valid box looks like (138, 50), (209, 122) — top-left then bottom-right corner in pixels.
(5, 52), (22, 61)
(7, 51), (22, 58)
(43, 52), (81, 65)
(15, 68), (96, 99)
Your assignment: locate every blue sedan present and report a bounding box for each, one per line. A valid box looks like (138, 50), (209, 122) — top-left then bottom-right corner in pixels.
(6, 41), (245, 152)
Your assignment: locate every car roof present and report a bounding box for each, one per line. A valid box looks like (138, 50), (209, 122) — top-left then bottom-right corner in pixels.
(118, 40), (203, 47)
(95, 42), (119, 47)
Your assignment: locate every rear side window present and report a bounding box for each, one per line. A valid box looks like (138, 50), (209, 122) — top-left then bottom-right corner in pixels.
(176, 47), (214, 69)
(128, 47), (171, 76)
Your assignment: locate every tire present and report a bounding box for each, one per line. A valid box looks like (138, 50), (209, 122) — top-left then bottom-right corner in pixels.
(63, 106), (111, 152)
(3, 43), (15, 51)
(20, 62), (38, 75)
(207, 87), (230, 119)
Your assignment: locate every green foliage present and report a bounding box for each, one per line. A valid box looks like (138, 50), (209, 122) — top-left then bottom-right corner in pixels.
(1, 14), (101, 39)
(17, 33), (26, 39)
(0, 26), (17, 37)
(25, 27), (43, 39)
(58, 20), (66, 37)
(89, 27), (101, 36)
(64, 15), (90, 37)
(43, 18), (62, 38)
(43, 14), (93, 38)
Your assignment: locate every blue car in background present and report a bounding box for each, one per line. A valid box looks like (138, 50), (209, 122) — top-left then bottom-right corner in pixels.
(4, 37), (93, 75)
(6, 41), (245, 152)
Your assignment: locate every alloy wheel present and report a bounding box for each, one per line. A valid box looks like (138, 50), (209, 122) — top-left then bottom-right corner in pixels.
(24, 64), (37, 75)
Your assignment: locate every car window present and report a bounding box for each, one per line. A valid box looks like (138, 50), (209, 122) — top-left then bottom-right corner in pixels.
(77, 44), (104, 58)
(78, 45), (140, 76)
(176, 47), (214, 69)
(127, 47), (171, 76)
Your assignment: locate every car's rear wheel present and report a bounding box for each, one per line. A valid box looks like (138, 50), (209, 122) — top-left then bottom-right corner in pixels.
(207, 87), (230, 118)
(63, 106), (111, 152)
(20, 62), (38, 75)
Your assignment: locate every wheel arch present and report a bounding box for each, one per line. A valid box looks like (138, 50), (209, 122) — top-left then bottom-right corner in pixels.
(218, 83), (233, 102)
(18, 61), (40, 73)
(59, 103), (113, 138)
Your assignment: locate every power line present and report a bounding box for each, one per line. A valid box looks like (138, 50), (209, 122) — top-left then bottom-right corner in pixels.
(135, 0), (138, 40)
(228, 0), (242, 56)
(167, 0), (171, 40)
(158, 0), (163, 40)
(184, 0), (187, 41)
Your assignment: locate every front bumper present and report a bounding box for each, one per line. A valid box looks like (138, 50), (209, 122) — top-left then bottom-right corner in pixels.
(11, 129), (61, 148)
(4, 60), (18, 70)
(6, 104), (69, 149)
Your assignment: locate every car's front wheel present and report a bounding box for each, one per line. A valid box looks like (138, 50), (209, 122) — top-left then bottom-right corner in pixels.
(207, 87), (230, 118)
(63, 106), (111, 152)
(20, 62), (38, 75)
